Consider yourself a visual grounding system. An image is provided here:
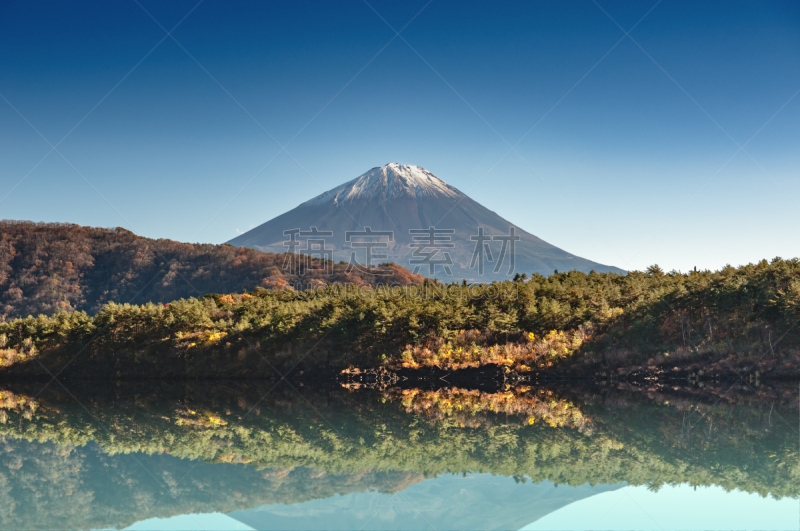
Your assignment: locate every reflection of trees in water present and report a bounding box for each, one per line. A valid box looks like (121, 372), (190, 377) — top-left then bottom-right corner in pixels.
(0, 436), (423, 530)
(0, 381), (795, 529)
(384, 386), (590, 430)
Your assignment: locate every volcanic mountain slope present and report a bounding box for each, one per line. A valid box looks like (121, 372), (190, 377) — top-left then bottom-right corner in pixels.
(229, 163), (623, 280)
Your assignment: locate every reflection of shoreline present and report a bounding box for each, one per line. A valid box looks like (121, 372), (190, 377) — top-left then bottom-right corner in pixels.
(0, 380), (795, 529)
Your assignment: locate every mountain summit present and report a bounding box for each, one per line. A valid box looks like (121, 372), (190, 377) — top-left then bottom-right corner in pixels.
(304, 163), (460, 205)
(228, 163), (623, 280)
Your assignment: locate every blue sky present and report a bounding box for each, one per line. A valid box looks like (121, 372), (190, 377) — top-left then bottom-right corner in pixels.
(1, 0), (798, 272)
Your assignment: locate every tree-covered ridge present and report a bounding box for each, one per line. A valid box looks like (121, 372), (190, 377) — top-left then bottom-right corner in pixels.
(0, 220), (422, 320)
(0, 382), (795, 502)
(0, 257), (798, 378)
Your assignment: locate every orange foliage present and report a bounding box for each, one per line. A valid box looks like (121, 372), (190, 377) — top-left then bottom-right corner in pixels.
(0, 221), (423, 319)
(384, 386), (590, 430)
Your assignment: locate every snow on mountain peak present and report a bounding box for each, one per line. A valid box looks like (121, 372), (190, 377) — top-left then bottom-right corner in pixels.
(303, 163), (461, 206)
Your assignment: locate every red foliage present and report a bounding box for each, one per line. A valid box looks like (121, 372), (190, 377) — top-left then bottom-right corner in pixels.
(0, 221), (423, 319)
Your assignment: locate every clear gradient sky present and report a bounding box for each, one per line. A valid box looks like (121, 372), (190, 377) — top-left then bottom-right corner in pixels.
(1, 0), (798, 272)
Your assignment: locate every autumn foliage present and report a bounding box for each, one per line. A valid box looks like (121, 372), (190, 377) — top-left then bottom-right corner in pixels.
(384, 385), (590, 430)
(395, 327), (591, 371)
(0, 220), (423, 319)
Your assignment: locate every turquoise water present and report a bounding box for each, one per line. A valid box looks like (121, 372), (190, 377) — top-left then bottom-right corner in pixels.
(0, 380), (795, 530)
(122, 477), (799, 531)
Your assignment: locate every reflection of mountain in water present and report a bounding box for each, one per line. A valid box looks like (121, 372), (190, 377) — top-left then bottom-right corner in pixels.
(0, 436), (421, 531)
(0, 380), (795, 530)
(521, 483), (800, 531)
(229, 473), (621, 531)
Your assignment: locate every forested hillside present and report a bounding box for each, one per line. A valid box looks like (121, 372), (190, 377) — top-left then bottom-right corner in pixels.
(0, 257), (797, 379)
(0, 221), (422, 319)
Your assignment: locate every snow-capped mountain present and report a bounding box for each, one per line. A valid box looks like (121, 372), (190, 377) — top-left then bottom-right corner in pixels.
(228, 163), (623, 280)
(302, 163), (460, 205)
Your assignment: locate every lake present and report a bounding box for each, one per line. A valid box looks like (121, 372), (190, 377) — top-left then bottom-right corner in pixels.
(0, 378), (796, 530)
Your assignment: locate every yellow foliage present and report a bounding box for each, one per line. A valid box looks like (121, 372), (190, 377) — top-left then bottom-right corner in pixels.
(391, 325), (590, 371)
(386, 386), (589, 430)
(206, 331), (226, 343)
(207, 415), (227, 426)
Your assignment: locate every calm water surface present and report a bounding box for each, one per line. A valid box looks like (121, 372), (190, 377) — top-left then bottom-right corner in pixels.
(0, 379), (795, 530)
